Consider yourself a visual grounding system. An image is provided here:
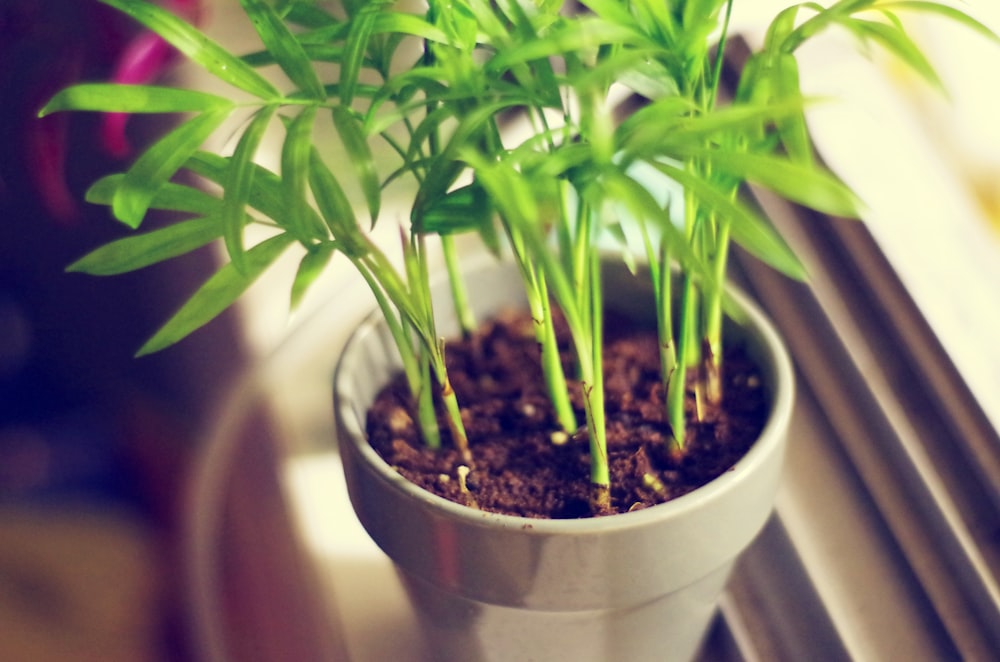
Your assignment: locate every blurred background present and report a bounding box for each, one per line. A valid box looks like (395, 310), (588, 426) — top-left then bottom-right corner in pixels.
(1, 1), (243, 659)
(2, 1), (998, 661)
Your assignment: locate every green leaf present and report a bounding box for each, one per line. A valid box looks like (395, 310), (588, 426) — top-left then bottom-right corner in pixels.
(593, 170), (707, 287)
(240, 0), (325, 99)
(39, 84), (231, 116)
(114, 106), (231, 228)
(187, 151), (329, 236)
(416, 183), (494, 235)
(291, 243), (335, 311)
(653, 160), (807, 280)
(851, 17), (946, 91)
(99, 0), (279, 99)
(189, 153), (278, 221)
(781, 0), (878, 53)
(86, 175), (219, 215)
(308, 148), (365, 256)
(67, 216), (223, 276)
(371, 11), (448, 44)
(281, 106), (325, 241)
(331, 105), (381, 224)
(880, 2), (1000, 44)
(486, 18), (642, 76)
(137, 232), (295, 356)
(697, 149), (861, 217)
(762, 4), (804, 55)
(340, 2), (381, 105)
(222, 105), (278, 272)
(770, 54), (813, 165)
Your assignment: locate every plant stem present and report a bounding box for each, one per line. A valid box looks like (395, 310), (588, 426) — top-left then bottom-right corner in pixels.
(356, 258), (442, 449)
(505, 215), (578, 435)
(535, 271), (579, 434)
(657, 239), (677, 409)
(667, 273), (698, 455)
(417, 233), (471, 459)
(441, 234), (477, 338)
(703, 217), (731, 405)
(433, 343), (471, 462)
(415, 327), (442, 449)
(584, 251), (609, 514)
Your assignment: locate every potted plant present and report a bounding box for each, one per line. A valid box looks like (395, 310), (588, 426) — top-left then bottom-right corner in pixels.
(40, 0), (994, 659)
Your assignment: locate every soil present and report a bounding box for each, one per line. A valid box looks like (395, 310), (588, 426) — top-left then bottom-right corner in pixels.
(365, 308), (770, 519)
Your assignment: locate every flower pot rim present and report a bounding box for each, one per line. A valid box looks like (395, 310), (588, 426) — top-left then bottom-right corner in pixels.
(334, 263), (794, 535)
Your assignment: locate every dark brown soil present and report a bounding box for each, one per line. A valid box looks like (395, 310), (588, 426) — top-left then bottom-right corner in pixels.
(365, 309), (769, 518)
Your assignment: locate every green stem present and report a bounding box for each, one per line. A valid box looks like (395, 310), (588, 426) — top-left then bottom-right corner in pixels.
(536, 271), (578, 434)
(657, 239), (677, 407)
(703, 218), (731, 406)
(355, 259), (442, 449)
(432, 339), (471, 462)
(441, 234), (476, 338)
(504, 213), (578, 434)
(667, 273), (698, 454)
(413, 326), (442, 450)
(415, 233), (470, 458)
(583, 253), (609, 513)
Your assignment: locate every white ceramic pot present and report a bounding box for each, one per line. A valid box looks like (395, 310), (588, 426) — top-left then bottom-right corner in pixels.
(334, 260), (794, 662)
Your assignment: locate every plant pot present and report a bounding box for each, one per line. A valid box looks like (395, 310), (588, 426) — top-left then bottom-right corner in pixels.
(334, 259), (794, 662)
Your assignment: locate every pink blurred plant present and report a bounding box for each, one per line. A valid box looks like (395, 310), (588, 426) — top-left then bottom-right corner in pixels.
(100, 0), (203, 159)
(22, 0), (202, 223)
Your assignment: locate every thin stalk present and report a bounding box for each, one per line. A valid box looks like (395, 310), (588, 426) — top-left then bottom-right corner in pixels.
(636, 212), (677, 417)
(536, 270), (578, 434)
(583, 252), (609, 514)
(707, 0), (737, 110)
(402, 228), (470, 457)
(703, 217), (731, 406)
(511, 221), (578, 434)
(432, 339), (471, 463)
(667, 272), (698, 456)
(657, 238), (677, 405)
(441, 233), (476, 338)
(355, 259), (442, 449)
(413, 325), (442, 450)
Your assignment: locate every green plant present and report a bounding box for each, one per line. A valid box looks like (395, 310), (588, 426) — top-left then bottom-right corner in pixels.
(41, 0), (994, 514)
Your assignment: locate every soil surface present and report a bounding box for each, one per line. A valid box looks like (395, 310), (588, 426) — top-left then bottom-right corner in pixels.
(365, 309), (770, 518)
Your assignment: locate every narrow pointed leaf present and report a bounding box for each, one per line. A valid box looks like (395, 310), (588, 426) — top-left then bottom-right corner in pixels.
(654, 161), (807, 280)
(848, 18), (944, 91)
(308, 148), (366, 256)
(417, 183), (493, 234)
(99, 0), (279, 99)
(86, 175), (219, 215)
(340, 3), (380, 105)
(67, 216), (224, 275)
(114, 107), (230, 228)
(371, 11), (448, 44)
(240, 0), (325, 99)
(39, 84), (231, 116)
(291, 244), (336, 311)
(597, 170), (706, 279)
(781, 0), (877, 53)
(692, 149), (860, 217)
(771, 54), (813, 165)
(222, 105), (277, 272)
(189, 151), (330, 236)
(281, 106), (325, 241)
(880, 3), (1000, 44)
(331, 105), (381, 223)
(137, 232), (295, 356)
